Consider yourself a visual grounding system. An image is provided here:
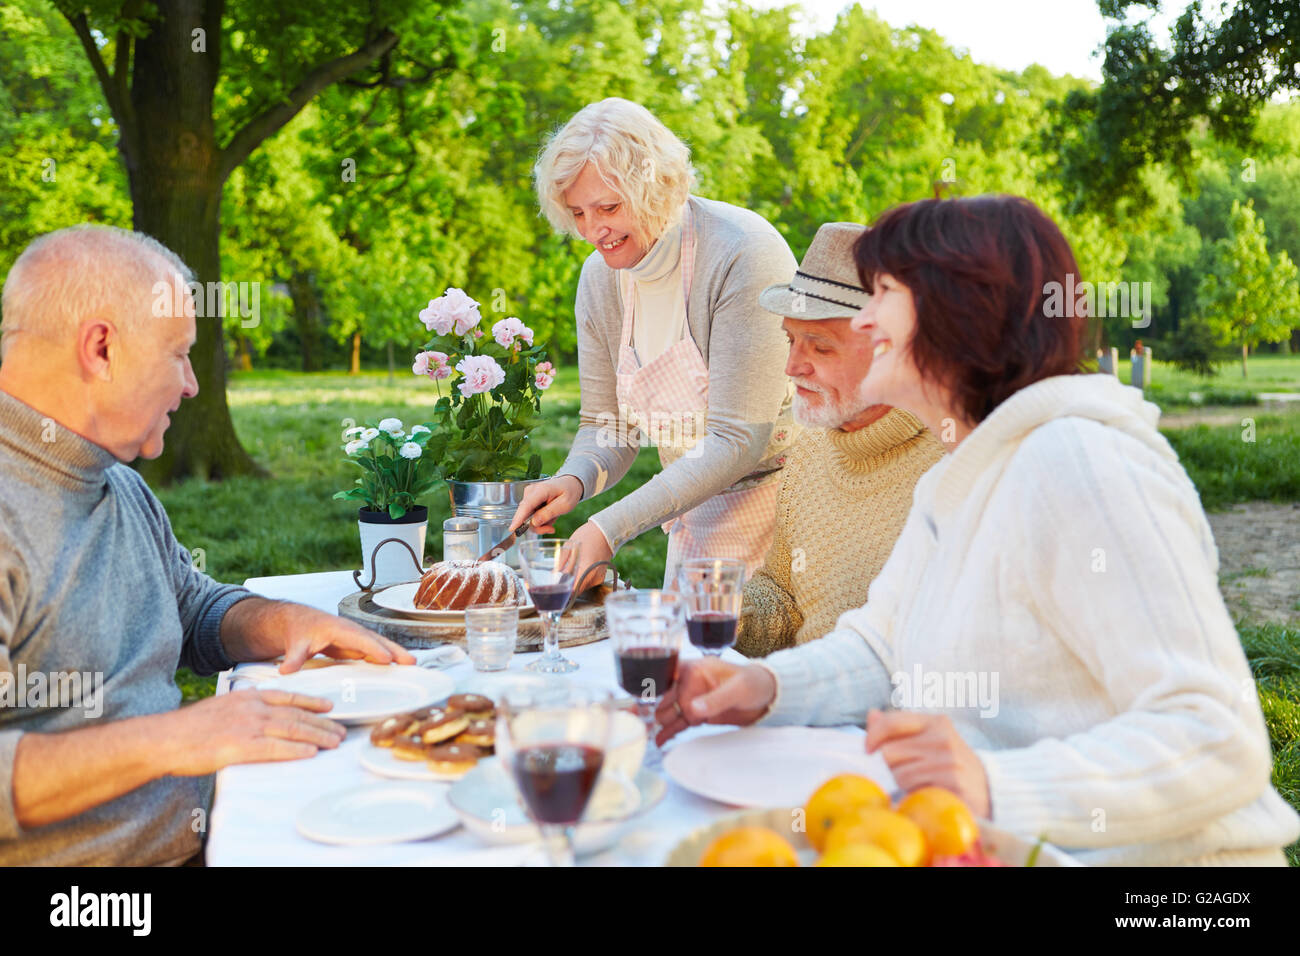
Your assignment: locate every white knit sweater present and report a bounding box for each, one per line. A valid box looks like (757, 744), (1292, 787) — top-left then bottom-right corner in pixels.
(757, 373), (1300, 866)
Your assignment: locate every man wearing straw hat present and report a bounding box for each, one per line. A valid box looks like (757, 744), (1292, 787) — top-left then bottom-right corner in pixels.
(735, 222), (944, 657)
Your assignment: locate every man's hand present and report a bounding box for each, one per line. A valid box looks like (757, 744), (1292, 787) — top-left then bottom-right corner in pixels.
(221, 597), (415, 673)
(654, 658), (777, 745)
(163, 689), (347, 776)
(864, 710), (991, 818)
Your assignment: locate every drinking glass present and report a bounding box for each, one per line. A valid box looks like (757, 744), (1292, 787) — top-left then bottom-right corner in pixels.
(517, 537), (580, 674)
(496, 684), (614, 867)
(464, 603), (518, 671)
(676, 558), (746, 656)
(605, 590), (685, 770)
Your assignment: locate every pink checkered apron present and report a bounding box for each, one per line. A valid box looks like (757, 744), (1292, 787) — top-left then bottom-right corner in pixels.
(615, 204), (781, 588)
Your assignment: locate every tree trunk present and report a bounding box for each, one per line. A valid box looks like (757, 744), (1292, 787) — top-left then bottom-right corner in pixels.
(350, 331), (362, 375)
(234, 334), (253, 371)
(129, 0), (264, 484)
(1242, 341), (1249, 379)
(287, 269), (323, 372)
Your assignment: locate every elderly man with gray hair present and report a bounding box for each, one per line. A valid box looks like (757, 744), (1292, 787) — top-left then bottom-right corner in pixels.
(0, 224), (414, 865)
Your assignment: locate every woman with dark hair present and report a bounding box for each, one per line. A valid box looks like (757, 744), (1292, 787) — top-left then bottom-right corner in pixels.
(656, 195), (1300, 865)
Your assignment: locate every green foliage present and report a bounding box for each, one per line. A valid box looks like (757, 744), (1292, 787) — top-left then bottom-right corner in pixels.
(332, 417), (441, 518)
(1197, 200), (1300, 377)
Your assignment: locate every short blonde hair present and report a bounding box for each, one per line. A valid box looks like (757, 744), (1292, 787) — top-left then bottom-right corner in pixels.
(0, 224), (191, 360)
(534, 98), (696, 249)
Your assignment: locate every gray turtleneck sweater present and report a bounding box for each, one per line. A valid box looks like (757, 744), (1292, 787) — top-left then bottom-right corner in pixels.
(0, 388), (250, 865)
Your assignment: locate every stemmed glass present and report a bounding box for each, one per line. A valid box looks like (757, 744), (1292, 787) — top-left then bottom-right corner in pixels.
(496, 684), (614, 867)
(605, 590), (685, 770)
(676, 558), (746, 656)
(517, 537), (580, 674)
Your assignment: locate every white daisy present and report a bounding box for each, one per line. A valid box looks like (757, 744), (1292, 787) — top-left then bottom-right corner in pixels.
(399, 442), (422, 460)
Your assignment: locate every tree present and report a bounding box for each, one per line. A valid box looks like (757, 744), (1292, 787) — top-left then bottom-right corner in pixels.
(1051, 0), (1300, 213)
(51, 0), (455, 482)
(1198, 200), (1300, 378)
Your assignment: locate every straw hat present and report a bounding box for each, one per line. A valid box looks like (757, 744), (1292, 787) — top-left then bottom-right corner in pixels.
(758, 222), (869, 320)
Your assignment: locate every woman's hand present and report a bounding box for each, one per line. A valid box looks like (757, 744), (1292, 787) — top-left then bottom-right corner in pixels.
(865, 710), (992, 818)
(654, 659), (777, 745)
(511, 475), (584, 534)
(566, 520), (613, 592)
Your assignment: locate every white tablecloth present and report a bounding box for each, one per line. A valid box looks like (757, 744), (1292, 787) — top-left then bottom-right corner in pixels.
(204, 570), (867, 866)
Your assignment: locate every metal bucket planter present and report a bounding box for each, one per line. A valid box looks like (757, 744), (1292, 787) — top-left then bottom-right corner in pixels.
(446, 478), (547, 568)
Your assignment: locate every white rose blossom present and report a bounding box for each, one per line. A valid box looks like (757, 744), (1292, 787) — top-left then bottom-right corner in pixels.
(399, 442), (422, 460)
(410, 425), (431, 436)
(344, 439), (370, 455)
(378, 417), (404, 436)
(360, 427), (380, 442)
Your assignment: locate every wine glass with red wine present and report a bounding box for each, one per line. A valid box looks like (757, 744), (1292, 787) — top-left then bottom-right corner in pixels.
(517, 537), (581, 674)
(676, 558), (746, 656)
(605, 590), (685, 769)
(496, 684), (614, 866)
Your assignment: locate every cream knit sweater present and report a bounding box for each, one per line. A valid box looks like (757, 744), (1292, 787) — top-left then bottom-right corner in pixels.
(736, 409), (945, 656)
(756, 373), (1300, 866)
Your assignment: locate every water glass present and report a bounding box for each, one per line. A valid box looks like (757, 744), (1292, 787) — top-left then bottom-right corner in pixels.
(464, 603), (518, 671)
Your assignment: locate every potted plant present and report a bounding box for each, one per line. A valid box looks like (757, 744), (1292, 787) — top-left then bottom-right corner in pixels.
(411, 288), (556, 562)
(333, 418), (440, 587)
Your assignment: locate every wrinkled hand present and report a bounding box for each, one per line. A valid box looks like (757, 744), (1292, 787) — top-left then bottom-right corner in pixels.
(654, 658), (776, 746)
(865, 710), (991, 818)
(165, 689), (346, 775)
(276, 606), (416, 674)
(511, 475), (584, 535)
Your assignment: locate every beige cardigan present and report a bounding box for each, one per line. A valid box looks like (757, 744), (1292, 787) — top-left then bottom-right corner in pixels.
(555, 195), (799, 551)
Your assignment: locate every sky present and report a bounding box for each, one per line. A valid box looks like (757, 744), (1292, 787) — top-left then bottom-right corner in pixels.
(746, 0), (1189, 82)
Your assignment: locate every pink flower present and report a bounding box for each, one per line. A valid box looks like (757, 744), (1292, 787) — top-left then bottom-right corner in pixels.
(413, 350), (451, 381)
(534, 361), (555, 390)
(419, 288), (481, 336)
(456, 354), (505, 396)
(492, 317), (534, 349)
(536, 361), (554, 375)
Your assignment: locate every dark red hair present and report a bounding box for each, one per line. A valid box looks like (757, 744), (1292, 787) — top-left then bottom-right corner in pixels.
(853, 195), (1091, 425)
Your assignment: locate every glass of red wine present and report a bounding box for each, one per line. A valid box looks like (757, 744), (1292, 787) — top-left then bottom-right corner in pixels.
(496, 684), (614, 866)
(605, 589), (685, 770)
(676, 558), (746, 656)
(517, 537), (580, 674)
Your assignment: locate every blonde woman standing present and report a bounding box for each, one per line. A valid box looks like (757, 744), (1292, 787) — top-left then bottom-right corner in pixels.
(514, 98), (798, 595)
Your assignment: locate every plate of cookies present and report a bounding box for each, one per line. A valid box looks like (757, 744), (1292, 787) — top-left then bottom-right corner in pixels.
(256, 663), (455, 725)
(361, 693), (500, 782)
(371, 562), (537, 622)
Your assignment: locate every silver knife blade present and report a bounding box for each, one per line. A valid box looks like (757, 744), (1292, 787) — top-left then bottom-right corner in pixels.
(476, 516), (530, 563)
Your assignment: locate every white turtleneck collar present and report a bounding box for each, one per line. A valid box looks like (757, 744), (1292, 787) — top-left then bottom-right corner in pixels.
(626, 217), (683, 286)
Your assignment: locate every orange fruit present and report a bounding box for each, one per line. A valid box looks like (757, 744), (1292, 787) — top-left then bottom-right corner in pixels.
(816, 844), (899, 867)
(825, 807), (928, 867)
(896, 787), (979, 865)
(803, 774), (891, 852)
(698, 827), (800, 867)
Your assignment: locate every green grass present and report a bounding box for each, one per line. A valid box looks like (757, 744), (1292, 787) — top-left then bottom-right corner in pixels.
(1116, 353), (1300, 410)
(1162, 413), (1300, 511)
(158, 368), (1300, 861)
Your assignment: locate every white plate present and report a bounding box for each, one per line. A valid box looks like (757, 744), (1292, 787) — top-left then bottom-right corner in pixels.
(295, 783), (460, 846)
(371, 580), (536, 622)
(447, 757), (667, 855)
(359, 742), (481, 783)
(256, 664), (455, 725)
(663, 727), (896, 808)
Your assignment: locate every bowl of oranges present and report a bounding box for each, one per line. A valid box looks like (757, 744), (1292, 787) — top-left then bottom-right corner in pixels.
(665, 774), (1079, 867)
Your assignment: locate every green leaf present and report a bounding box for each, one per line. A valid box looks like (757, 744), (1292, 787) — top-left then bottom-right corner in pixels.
(388, 503), (406, 520)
